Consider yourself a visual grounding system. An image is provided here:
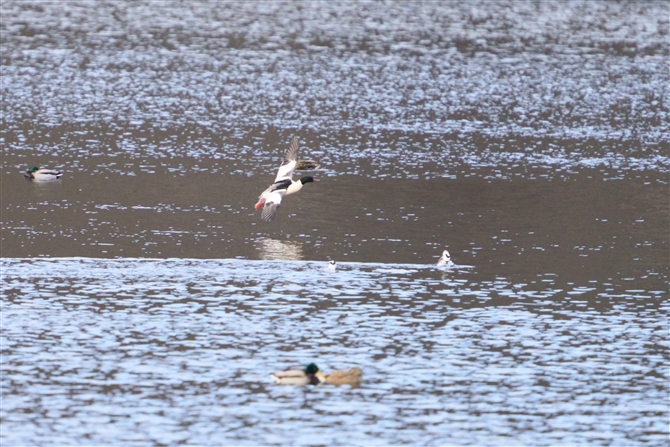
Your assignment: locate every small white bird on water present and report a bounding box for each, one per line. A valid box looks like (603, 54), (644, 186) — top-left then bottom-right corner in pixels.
(437, 250), (454, 269)
(328, 260), (337, 270)
(24, 166), (63, 181)
(255, 137), (319, 222)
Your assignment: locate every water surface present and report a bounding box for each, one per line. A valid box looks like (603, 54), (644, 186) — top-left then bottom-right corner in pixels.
(1, 1), (668, 445)
(2, 257), (667, 446)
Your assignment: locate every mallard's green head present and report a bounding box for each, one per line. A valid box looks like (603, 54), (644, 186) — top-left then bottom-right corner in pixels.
(27, 166), (40, 173)
(303, 363), (320, 375)
(303, 363), (326, 383)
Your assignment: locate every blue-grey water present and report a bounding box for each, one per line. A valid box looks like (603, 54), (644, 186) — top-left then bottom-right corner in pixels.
(1, 1), (668, 446)
(3, 257), (667, 446)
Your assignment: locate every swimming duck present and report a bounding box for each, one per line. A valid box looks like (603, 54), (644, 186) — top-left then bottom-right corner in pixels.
(255, 137), (319, 222)
(270, 363), (326, 385)
(324, 367), (363, 386)
(437, 250), (454, 269)
(24, 166), (63, 181)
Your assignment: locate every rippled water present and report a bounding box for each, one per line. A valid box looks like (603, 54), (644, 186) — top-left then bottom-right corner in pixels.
(1, 1), (668, 445)
(2, 1), (669, 178)
(3, 258), (667, 446)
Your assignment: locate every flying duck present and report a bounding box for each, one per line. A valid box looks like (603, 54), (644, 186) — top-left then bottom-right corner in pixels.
(24, 166), (63, 181)
(270, 363), (326, 385)
(255, 137), (319, 221)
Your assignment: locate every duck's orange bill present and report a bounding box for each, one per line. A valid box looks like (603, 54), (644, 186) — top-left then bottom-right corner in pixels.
(254, 199), (266, 210)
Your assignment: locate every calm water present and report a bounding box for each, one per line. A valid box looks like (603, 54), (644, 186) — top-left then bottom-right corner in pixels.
(1, 1), (668, 446)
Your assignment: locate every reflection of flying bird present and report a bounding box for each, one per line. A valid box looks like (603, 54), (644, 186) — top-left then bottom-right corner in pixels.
(24, 166), (63, 181)
(255, 237), (303, 261)
(255, 137), (319, 222)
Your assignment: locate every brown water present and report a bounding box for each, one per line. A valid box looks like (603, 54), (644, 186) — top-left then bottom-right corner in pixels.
(1, 1), (668, 445)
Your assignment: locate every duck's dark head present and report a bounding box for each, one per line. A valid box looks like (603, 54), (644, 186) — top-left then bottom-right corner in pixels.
(299, 176), (319, 184)
(303, 363), (320, 375)
(303, 363), (325, 383)
(27, 166), (40, 173)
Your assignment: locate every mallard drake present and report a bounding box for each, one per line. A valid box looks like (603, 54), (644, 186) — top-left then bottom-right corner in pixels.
(24, 166), (63, 181)
(437, 250), (454, 269)
(270, 363), (326, 385)
(324, 367), (363, 386)
(255, 137), (319, 222)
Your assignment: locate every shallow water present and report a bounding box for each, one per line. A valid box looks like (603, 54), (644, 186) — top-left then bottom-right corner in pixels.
(1, 1), (668, 446)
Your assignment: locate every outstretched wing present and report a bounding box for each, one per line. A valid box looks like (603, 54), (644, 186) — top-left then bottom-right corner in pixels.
(295, 159), (320, 171)
(256, 178), (292, 221)
(274, 136), (299, 181)
(261, 179), (292, 221)
(261, 190), (284, 222)
(284, 136), (300, 164)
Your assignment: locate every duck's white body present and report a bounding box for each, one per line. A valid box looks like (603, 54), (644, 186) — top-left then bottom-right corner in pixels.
(24, 167), (62, 181)
(328, 260), (337, 270)
(255, 137), (318, 222)
(437, 250), (454, 269)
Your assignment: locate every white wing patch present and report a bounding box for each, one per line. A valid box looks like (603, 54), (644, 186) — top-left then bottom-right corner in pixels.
(274, 136), (300, 181)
